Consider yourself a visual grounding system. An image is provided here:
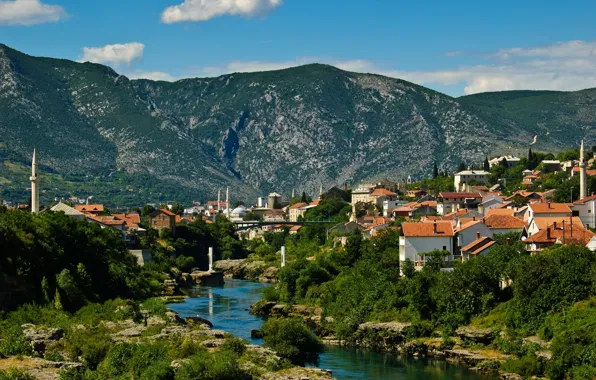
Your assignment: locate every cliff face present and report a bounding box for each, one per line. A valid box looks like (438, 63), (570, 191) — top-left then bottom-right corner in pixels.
(0, 44), (593, 204)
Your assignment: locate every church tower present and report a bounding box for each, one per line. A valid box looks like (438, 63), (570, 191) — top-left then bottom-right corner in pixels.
(579, 139), (587, 200)
(30, 148), (39, 214)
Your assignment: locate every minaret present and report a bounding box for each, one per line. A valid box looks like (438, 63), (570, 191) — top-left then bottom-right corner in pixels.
(291, 188), (295, 199)
(226, 187), (230, 218)
(579, 139), (587, 200)
(30, 148), (39, 214)
(319, 184), (323, 200)
(350, 203), (357, 223)
(217, 189), (221, 212)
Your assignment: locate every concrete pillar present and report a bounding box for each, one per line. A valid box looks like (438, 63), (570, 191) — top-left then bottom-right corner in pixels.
(281, 246), (286, 267)
(208, 247), (214, 272)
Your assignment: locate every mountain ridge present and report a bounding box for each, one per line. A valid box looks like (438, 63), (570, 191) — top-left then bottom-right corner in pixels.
(0, 43), (594, 205)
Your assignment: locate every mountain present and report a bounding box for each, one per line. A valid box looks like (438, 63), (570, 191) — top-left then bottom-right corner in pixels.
(0, 44), (593, 206)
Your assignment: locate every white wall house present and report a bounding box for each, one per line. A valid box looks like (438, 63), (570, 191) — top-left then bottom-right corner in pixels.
(455, 221), (494, 252)
(399, 222), (454, 271)
(525, 203), (572, 223)
(489, 156), (520, 168)
(572, 195), (596, 229)
(453, 170), (490, 192)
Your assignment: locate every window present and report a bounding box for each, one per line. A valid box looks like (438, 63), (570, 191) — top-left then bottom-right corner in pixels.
(442, 246), (447, 251)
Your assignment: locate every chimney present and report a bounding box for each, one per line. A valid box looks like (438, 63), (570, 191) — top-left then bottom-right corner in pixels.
(548, 203), (552, 209)
(433, 221), (438, 234)
(547, 227), (551, 239)
(476, 232), (481, 240)
(553, 221), (557, 229)
(506, 238), (511, 245)
(473, 216), (476, 221)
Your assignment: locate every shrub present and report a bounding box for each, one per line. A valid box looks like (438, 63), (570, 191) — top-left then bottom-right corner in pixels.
(262, 317), (324, 365)
(141, 298), (168, 319)
(222, 338), (247, 356)
(0, 326), (33, 356)
(0, 369), (35, 380)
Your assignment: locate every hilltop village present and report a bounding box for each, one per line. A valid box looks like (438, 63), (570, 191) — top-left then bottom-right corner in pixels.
(8, 141), (596, 269)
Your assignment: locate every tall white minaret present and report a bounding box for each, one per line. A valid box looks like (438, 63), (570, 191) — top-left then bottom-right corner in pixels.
(319, 184), (323, 200)
(30, 148), (39, 214)
(226, 187), (230, 218)
(580, 139), (587, 200)
(291, 188), (295, 199)
(217, 189), (221, 212)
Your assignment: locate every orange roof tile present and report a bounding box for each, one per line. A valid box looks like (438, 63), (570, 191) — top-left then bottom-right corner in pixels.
(486, 209), (515, 217)
(370, 188), (397, 197)
(531, 216), (583, 231)
(402, 221), (454, 237)
(289, 202), (307, 209)
(529, 203), (572, 214)
(439, 192), (482, 199)
(75, 204), (104, 213)
(574, 194), (596, 205)
(525, 223), (595, 245)
(484, 214), (525, 229)
(462, 236), (496, 255)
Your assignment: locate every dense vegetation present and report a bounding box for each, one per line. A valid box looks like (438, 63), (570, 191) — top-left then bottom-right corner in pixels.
(259, 227), (596, 378)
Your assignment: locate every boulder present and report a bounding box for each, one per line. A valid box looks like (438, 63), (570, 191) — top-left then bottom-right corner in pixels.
(22, 325), (64, 354)
(358, 322), (411, 333)
(200, 339), (226, 348)
(250, 300), (276, 316)
(165, 311), (186, 325)
(186, 316), (213, 329)
(455, 327), (496, 345)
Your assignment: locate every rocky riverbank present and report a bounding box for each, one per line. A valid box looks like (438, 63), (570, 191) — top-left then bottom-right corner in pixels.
(251, 301), (534, 379)
(1, 303), (333, 380)
(214, 259), (278, 282)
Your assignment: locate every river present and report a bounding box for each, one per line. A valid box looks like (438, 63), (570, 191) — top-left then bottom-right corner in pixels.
(168, 279), (492, 380)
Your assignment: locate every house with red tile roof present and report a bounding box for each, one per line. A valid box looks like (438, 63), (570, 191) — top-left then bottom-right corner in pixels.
(524, 222), (596, 254)
(572, 194), (596, 229)
(399, 221), (455, 270)
(75, 204), (105, 215)
(484, 214), (525, 235)
(462, 234), (496, 260)
(455, 220), (494, 252)
(437, 192), (482, 216)
(288, 202), (307, 222)
(149, 208), (177, 234)
(525, 203), (572, 223)
(525, 216), (583, 237)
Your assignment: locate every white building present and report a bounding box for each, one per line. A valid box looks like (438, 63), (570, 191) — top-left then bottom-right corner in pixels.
(455, 220), (494, 252)
(489, 156), (520, 168)
(399, 221), (455, 270)
(453, 170), (490, 192)
(525, 203), (572, 223)
(572, 195), (596, 229)
(351, 184), (375, 205)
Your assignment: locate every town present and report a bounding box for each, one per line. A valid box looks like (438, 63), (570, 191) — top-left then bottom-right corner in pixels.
(10, 140), (596, 271)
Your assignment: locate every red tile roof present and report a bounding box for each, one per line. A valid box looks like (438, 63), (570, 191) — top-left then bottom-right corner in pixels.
(525, 223), (595, 245)
(402, 221), (454, 237)
(531, 216), (583, 231)
(370, 188), (397, 197)
(289, 202), (307, 209)
(439, 192), (482, 199)
(572, 167), (596, 176)
(529, 203), (572, 214)
(462, 237), (496, 255)
(486, 209), (515, 217)
(159, 208), (176, 216)
(574, 194), (596, 205)
(75, 204), (104, 213)
(113, 213), (141, 225)
(484, 215), (525, 229)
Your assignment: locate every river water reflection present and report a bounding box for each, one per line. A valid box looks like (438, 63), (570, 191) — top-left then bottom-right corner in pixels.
(168, 279), (493, 380)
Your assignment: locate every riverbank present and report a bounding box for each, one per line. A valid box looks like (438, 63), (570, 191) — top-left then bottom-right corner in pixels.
(251, 301), (523, 379)
(0, 298), (333, 379)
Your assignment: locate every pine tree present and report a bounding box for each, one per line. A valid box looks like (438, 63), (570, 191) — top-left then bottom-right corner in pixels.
(483, 157), (490, 171)
(41, 276), (51, 305)
(54, 289), (63, 311)
(300, 192), (308, 203)
(433, 162), (439, 179)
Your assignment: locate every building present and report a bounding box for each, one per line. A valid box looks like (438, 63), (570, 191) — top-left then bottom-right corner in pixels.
(149, 208), (177, 233)
(351, 184), (375, 205)
(267, 192), (282, 209)
(572, 195), (596, 229)
(525, 216), (584, 237)
(489, 156), (521, 168)
(455, 220), (494, 253)
(288, 202), (307, 222)
(50, 202), (85, 220)
(453, 170), (490, 192)
(479, 194), (504, 215)
(75, 204), (105, 215)
(263, 209), (285, 222)
(369, 188), (397, 207)
(484, 214), (525, 235)
(524, 222), (596, 254)
(461, 235), (496, 260)
(399, 221), (455, 270)
(525, 203), (572, 223)
(437, 192), (482, 215)
(541, 160), (562, 173)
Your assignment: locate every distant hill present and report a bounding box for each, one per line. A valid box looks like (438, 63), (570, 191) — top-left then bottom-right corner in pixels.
(0, 43), (593, 206)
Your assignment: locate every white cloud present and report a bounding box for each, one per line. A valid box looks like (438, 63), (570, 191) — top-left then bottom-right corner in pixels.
(161, 0), (282, 24)
(80, 43), (145, 66)
(0, 0), (67, 26)
(491, 40), (596, 60)
(127, 71), (177, 82)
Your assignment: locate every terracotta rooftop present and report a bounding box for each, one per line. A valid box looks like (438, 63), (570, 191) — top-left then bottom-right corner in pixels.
(486, 209), (515, 217)
(574, 194), (596, 205)
(530, 216), (583, 231)
(113, 213), (141, 225)
(158, 208), (176, 216)
(525, 223), (595, 245)
(75, 204), (104, 213)
(439, 192), (482, 199)
(402, 221), (454, 237)
(370, 188), (397, 197)
(289, 202), (307, 209)
(572, 167), (596, 176)
(484, 214), (525, 229)
(456, 220), (485, 232)
(529, 203), (572, 214)
(462, 236), (496, 255)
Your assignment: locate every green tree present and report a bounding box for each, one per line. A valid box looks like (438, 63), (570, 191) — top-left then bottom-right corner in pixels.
(484, 157), (490, 171)
(457, 162), (466, 172)
(262, 317), (324, 365)
(170, 203), (184, 216)
(54, 289), (63, 311)
(142, 204), (156, 216)
(402, 259), (416, 279)
(433, 162), (439, 179)
(41, 276), (51, 305)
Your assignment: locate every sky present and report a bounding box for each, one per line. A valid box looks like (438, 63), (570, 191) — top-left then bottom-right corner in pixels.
(1, 0), (596, 96)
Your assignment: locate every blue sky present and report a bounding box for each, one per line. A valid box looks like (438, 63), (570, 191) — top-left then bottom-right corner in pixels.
(1, 0), (596, 96)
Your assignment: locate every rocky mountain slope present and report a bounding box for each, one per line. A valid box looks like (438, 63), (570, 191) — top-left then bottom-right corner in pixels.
(0, 44), (593, 205)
